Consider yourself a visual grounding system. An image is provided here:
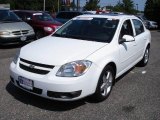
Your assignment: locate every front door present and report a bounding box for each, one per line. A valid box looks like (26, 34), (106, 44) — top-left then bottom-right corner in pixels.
(118, 19), (138, 72)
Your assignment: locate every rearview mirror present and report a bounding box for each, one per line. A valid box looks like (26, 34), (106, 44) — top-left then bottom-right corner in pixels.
(119, 35), (135, 44)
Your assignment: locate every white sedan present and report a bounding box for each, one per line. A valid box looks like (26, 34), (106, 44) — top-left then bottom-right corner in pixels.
(10, 14), (151, 102)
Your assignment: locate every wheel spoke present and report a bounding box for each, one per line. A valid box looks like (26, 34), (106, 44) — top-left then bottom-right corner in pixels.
(144, 49), (149, 63)
(100, 71), (113, 96)
(106, 72), (110, 80)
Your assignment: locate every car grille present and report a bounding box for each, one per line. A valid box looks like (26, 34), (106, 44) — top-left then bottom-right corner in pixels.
(12, 30), (29, 35)
(19, 58), (54, 75)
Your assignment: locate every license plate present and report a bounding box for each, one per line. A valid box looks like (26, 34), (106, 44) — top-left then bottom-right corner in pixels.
(20, 36), (27, 41)
(18, 76), (33, 90)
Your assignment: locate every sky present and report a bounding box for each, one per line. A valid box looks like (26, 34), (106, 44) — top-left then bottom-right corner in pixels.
(79, 0), (147, 11)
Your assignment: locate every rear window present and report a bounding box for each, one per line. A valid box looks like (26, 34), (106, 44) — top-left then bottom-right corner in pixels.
(56, 12), (82, 19)
(34, 13), (53, 21)
(132, 19), (144, 35)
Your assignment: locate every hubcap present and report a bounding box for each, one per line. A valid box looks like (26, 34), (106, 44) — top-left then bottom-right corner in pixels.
(144, 48), (149, 64)
(100, 71), (113, 96)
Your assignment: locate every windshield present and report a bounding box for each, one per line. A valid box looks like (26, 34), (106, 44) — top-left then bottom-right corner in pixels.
(0, 10), (22, 22)
(53, 17), (119, 43)
(34, 13), (54, 22)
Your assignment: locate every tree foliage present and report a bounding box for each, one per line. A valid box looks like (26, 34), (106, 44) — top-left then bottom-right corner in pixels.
(0, 0), (60, 12)
(113, 0), (136, 14)
(113, 0), (137, 14)
(144, 0), (160, 22)
(83, 0), (100, 10)
(112, 1), (124, 12)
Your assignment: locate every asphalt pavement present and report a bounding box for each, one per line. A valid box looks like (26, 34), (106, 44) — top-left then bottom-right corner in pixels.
(0, 31), (160, 120)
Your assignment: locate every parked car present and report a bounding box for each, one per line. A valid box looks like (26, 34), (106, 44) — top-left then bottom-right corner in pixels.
(136, 15), (150, 29)
(0, 9), (35, 45)
(55, 11), (86, 24)
(14, 10), (62, 39)
(148, 20), (158, 29)
(10, 14), (151, 102)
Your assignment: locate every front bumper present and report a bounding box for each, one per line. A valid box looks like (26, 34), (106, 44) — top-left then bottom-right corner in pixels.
(10, 61), (100, 101)
(0, 34), (35, 45)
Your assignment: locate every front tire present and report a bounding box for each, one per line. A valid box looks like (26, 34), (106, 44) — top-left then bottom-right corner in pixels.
(93, 65), (115, 102)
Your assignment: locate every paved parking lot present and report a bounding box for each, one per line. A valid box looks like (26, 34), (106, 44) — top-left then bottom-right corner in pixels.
(0, 31), (160, 120)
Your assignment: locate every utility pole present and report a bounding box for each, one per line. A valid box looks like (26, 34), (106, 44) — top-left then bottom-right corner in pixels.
(136, 3), (138, 11)
(58, 0), (59, 12)
(77, 0), (80, 11)
(43, 0), (45, 11)
(73, 0), (75, 11)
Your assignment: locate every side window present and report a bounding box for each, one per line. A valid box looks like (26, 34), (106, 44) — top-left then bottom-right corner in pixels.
(25, 13), (32, 21)
(119, 19), (133, 39)
(132, 19), (144, 36)
(56, 12), (65, 19)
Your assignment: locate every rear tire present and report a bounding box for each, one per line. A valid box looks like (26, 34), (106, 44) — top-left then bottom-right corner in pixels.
(92, 65), (115, 102)
(138, 46), (150, 67)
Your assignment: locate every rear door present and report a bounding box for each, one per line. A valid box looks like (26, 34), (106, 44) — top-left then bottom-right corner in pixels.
(131, 19), (147, 58)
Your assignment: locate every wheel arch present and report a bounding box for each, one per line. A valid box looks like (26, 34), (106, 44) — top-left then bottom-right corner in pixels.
(98, 61), (117, 86)
(147, 43), (150, 49)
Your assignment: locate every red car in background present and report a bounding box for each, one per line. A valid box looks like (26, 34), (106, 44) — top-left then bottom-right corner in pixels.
(14, 10), (62, 39)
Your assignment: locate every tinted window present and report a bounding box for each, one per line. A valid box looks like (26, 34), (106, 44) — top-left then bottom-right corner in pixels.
(53, 17), (119, 43)
(34, 13), (53, 21)
(132, 19), (144, 35)
(119, 19), (133, 39)
(56, 12), (82, 19)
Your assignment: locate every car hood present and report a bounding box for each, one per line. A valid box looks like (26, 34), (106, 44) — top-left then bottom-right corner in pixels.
(20, 36), (107, 65)
(0, 22), (33, 31)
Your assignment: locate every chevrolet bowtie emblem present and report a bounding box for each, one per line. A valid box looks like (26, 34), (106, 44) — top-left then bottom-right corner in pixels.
(29, 64), (35, 69)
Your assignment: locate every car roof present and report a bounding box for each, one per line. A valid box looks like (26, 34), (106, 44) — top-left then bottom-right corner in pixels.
(76, 14), (137, 20)
(58, 11), (82, 13)
(0, 9), (9, 11)
(13, 10), (46, 14)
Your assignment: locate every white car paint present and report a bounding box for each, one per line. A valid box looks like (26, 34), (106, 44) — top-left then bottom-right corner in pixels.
(20, 36), (107, 66)
(10, 14), (151, 101)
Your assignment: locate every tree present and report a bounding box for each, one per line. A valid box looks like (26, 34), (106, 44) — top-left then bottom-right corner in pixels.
(122, 0), (134, 13)
(144, 0), (160, 28)
(83, 0), (100, 11)
(113, 1), (124, 12)
(113, 0), (136, 14)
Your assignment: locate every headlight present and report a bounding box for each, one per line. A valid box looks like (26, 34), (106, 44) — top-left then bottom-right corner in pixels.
(56, 60), (92, 77)
(44, 27), (53, 32)
(0, 31), (10, 35)
(13, 49), (20, 64)
(29, 29), (35, 34)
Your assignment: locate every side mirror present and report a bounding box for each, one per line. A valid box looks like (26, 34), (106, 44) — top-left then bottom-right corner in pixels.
(26, 17), (32, 21)
(119, 35), (135, 44)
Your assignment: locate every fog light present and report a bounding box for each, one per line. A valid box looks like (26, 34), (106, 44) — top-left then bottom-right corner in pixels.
(47, 90), (82, 99)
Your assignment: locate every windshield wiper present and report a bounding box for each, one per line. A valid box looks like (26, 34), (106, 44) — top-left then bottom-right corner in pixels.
(52, 33), (62, 37)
